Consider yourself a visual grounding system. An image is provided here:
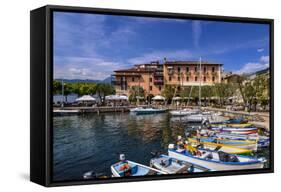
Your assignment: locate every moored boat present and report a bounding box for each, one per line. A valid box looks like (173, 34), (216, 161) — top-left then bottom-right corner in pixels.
(193, 136), (258, 151)
(187, 138), (253, 155)
(169, 108), (199, 116)
(219, 130), (258, 135)
(214, 133), (269, 147)
(168, 144), (266, 171)
(53, 109), (80, 116)
(150, 154), (210, 174)
(130, 107), (167, 115)
(111, 154), (166, 177)
(215, 133), (269, 141)
(210, 127), (257, 132)
(210, 123), (253, 128)
(210, 118), (247, 124)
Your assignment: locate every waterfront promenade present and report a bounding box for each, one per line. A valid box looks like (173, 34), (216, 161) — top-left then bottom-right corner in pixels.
(54, 105), (269, 130)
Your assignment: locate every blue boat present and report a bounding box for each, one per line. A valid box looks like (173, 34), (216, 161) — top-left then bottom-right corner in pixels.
(150, 154), (211, 174)
(111, 154), (166, 177)
(168, 144), (266, 171)
(210, 118), (247, 125)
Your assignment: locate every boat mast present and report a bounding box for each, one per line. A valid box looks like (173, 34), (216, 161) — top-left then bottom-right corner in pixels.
(137, 71), (140, 106)
(199, 57), (202, 111)
(148, 65), (151, 106)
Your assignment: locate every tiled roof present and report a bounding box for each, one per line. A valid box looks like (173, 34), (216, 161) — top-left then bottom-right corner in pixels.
(164, 61), (223, 65)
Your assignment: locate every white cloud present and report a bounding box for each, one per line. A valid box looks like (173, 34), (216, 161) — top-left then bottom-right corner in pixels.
(234, 55), (269, 74)
(260, 55), (269, 63)
(257, 48), (264, 52)
(192, 20), (202, 49)
(235, 62), (269, 74)
(54, 56), (127, 80)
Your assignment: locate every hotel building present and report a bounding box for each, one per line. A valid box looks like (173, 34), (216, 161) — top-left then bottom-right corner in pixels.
(112, 60), (223, 96)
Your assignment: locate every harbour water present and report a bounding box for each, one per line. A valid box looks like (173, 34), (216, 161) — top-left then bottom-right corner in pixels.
(53, 112), (269, 181)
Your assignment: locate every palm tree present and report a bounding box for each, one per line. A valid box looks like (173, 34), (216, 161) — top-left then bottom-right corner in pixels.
(96, 83), (115, 105)
(129, 86), (145, 103)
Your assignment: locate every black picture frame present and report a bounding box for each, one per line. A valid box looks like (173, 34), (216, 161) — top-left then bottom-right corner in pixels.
(30, 4), (274, 187)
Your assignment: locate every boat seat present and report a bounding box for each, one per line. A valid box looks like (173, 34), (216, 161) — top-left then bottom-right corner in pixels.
(131, 164), (138, 174)
(201, 152), (213, 160)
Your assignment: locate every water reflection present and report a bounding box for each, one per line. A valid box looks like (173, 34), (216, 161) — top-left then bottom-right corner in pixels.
(53, 112), (269, 181)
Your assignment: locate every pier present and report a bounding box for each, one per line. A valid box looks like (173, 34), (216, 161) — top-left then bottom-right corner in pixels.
(54, 106), (135, 114)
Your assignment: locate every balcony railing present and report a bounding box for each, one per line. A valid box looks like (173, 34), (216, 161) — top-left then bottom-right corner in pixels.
(154, 71), (163, 76)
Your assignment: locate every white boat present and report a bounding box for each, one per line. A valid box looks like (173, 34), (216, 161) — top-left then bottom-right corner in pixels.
(211, 127), (257, 132)
(215, 133), (269, 141)
(168, 144), (266, 171)
(214, 133), (270, 147)
(111, 154), (166, 177)
(53, 109), (80, 116)
(130, 107), (167, 115)
(150, 154), (210, 174)
(170, 108), (199, 116)
(186, 113), (210, 123)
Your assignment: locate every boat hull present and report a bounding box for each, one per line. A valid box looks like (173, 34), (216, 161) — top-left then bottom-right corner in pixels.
(130, 108), (167, 115)
(168, 150), (264, 171)
(197, 137), (258, 151)
(111, 160), (166, 177)
(188, 138), (253, 155)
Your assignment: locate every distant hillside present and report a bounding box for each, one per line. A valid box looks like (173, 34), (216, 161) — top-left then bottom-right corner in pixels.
(243, 67), (269, 77)
(55, 77), (112, 84)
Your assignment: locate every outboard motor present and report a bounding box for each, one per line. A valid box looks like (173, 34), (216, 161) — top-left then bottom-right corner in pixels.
(168, 144), (175, 150)
(202, 118), (209, 125)
(83, 171), (97, 179)
(177, 135), (182, 141)
(119, 154), (126, 161)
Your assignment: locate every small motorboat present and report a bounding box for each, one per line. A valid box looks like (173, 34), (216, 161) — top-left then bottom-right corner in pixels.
(215, 133), (269, 141)
(210, 118), (247, 124)
(130, 107), (167, 115)
(111, 154), (166, 177)
(210, 127), (257, 132)
(214, 133), (270, 147)
(168, 144), (266, 171)
(219, 129), (258, 135)
(192, 136), (258, 151)
(150, 154), (210, 174)
(169, 108), (198, 116)
(209, 123), (253, 128)
(185, 114), (211, 123)
(187, 138), (253, 155)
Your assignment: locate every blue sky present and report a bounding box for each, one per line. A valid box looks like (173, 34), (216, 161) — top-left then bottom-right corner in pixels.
(54, 12), (270, 80)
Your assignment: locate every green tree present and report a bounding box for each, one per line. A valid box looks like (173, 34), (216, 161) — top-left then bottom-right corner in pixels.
(161, 85), (175, 104)
(214, 83), (236, 108)
(96, 83), (115, 105)
(254, 74), (269, 109)
(129, 86), (145, 102)
(53, 81), (61, 94)
(201, 86), (214, 106)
